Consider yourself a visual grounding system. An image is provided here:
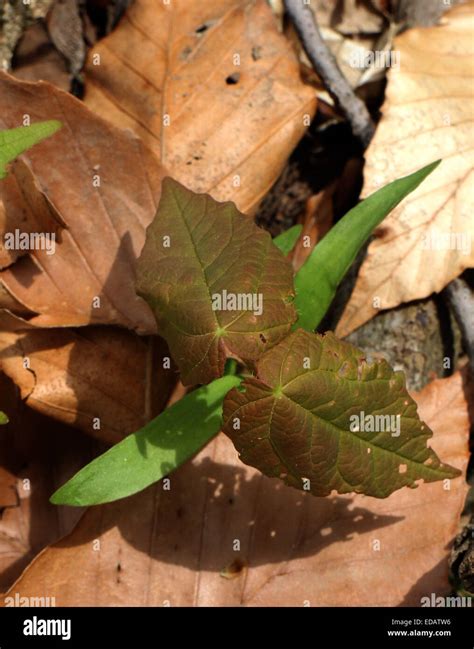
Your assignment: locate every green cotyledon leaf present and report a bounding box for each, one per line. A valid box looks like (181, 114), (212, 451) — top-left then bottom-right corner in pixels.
(0, 411), (8, 424)
(273, 224), (302, 256)
(136, 177), (297, 386)
(0, 120), (62, 179)
(51, 375), (242, 506)
(222, 329), (460, 498)
(294, 160), (441, 331)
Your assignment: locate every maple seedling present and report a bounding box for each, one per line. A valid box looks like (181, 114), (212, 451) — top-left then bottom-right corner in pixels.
(50, 161), (460, 506)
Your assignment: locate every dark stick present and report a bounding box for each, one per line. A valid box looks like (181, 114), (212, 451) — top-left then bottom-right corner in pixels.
(444, 277), (474, 374)
(284, 0), (375, 148)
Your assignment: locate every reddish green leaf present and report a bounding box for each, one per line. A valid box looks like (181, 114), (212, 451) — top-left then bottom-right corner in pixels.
(136, 178), (297, 385)
(223, 329), (460, 498)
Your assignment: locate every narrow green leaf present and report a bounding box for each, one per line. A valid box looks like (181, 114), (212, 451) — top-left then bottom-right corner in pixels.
(294, 161), (441, 331)
(136, 177), (296, 386)
(273, 224), (302, 256)
(0, 120), (62, 179)
(0, 411), (8, 425)
(51, 375), (242, 506)
(223, 329), (460, 499)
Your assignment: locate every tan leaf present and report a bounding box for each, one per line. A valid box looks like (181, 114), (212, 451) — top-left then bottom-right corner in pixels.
(3, 370), (469, 606)
(336, 3), (474, 337)
(0, 325), (177, 445)
(0, 373), (98, 591)
(83, 0), (316, 214)
(0, 72), (165, 332)
(12, 22), (71, 91)
(290, 184), (335, 271)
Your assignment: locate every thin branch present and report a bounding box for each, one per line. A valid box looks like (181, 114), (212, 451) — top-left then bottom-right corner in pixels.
(444, 277), (474, 374)
(284, 0), (375, 148)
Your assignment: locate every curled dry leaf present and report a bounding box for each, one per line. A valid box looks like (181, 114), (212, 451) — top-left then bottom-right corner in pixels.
(336, 3), (474, 337)
(10, 23), (71, 91)
(290, 183), (335, 271)
(136, 178), (296, 386)
(2, 370), (469, 606)
(84, 0), (316, 214)
(0, 72), (164, 332)
(0, 324), (176, 445)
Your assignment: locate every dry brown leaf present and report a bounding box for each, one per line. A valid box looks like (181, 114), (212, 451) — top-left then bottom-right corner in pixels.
(336, 3), (474, 337)
(11, 22), (71, 90)
(83, 0), (316, 214)
(290, 184), (335, 271)
(4, 370), (468, 606)
(45, 0), (85, 77)
(0, 72), (165, 332)
(0, 373), (98, 591)
(0, 326), (176, 445)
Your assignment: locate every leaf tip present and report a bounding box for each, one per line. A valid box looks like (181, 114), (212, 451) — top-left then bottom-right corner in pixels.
(49, 484), (81, 507)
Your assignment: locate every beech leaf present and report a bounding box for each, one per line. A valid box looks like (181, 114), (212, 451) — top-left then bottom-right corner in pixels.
(6, 369), (469, 605)
(0, 120), (61, 179)
(136, 178), (297, 386)
(0, 73), (164, 332)
(0, 324), (176, 445)
(223, 329), (460, 498)
(83, 0), (316, 214)
(336, 3), (474, 336)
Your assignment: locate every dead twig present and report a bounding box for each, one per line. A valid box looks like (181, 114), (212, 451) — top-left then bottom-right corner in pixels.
(444, 277), (474, 374)
(284, 0), (375, 148)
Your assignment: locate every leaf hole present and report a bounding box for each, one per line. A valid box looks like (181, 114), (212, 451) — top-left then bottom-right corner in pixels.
(195, 21), (214, 34)
(220, 558), (246, 579)
(399, 464), (407, 474)
(225, 73), (240, 85)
